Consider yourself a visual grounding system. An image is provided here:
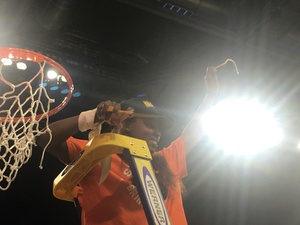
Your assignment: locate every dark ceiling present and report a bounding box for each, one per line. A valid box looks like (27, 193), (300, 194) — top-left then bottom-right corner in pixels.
(1, 0), (300, 109)
(1, 0), (300, 225)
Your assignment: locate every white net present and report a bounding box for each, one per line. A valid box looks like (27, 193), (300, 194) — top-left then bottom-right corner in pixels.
(0, 58), (53, 190)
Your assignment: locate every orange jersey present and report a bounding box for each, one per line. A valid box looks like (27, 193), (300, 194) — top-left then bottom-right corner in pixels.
(67, 136), (188, 225)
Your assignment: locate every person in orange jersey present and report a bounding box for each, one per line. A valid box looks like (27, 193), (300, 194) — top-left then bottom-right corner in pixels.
(36, 67), (219, 225)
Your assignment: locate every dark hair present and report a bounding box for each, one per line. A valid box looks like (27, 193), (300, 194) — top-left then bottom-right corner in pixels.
(152, 154), (186, 196)
(151, 153), (175, 186)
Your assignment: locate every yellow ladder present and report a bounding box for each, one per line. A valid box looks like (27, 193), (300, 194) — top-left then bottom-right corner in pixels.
(53, 133), (172, 225)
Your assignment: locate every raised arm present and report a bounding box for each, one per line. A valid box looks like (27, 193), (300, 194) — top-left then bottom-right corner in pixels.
(181, 67), (219, 153)
(35, 100), (122, 163)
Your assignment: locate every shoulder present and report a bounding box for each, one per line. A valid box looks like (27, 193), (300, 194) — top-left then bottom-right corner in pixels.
(159, 137), (186, 153)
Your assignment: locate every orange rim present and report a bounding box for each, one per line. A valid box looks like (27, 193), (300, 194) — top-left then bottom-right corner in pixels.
(0, 47), (74, 122)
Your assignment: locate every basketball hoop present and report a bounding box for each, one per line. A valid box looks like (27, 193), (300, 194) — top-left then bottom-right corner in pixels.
(0, 47), (74, 190)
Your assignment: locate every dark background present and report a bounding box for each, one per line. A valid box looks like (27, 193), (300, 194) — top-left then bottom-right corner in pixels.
(1, 0), (300, 224)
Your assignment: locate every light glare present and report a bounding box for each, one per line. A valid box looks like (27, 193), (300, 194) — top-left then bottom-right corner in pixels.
(202, 99), (283, 155)
(16, 62), (27, 70)
(60, 75), (67, 82)
(47, 70), (58, 79)
(1, 58), (13, 65)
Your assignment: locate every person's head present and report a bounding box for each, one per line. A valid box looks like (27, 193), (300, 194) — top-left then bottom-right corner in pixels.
(116, 98), (173, 154)
(115, 98), (181, 193)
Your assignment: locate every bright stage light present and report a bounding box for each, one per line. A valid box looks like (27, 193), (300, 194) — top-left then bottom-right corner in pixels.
(47, 70), (58, 79)
(202, 99), (283, 156)
(1, 58), (12, 65)
(16, 62), (27, 70)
